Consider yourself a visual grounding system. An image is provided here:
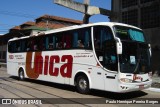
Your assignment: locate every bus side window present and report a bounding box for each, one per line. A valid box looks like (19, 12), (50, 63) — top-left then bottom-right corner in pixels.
(8, 42), (12, 53)
(55, 34), (62, 49)
(94, 26), (117, 71)
(21, 40), (27, 52)
(26, 40), (30, 51)
(38, 37), (45, 51)
(73, 32), (78, 48)
(45, 37), (49, 50)
(84, 30), (91, 48)
(78, 40), (84, 48)
(8, 42), (15, 53)
(76, 28), (91, 49)
(94, 28), (101, 50)
(32, 36), (44, 51)
(55, 32), (72, 49)
(60, 32), (72, 49)
(103, 28), (118, 71)
(78, 29), (85, 48)
(15, 41), (20, 52)
(48, 43), (54, 49)
(26, 39), (35, 51)
(65, 34), (72, 49)
(49, 35), (56, 50)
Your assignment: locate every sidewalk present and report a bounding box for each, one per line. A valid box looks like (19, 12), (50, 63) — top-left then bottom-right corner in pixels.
(0, 66), (9, 78)
(152, 77), (160, 88)
(147, 73), (160, 92)
(152, 72), (160, 88)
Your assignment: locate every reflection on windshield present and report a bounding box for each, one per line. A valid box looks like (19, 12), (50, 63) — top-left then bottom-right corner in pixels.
(115, 26), (146, 42)
(128, 29), (145, 42)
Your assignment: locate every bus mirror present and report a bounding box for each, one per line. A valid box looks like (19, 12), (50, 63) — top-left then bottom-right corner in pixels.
(116, 42), (122, 54)
(115, 38), (122, 54)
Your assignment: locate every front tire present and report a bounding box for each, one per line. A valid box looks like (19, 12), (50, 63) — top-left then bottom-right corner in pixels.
(76, 75), (89, 94)
(19, 69), (25, 81)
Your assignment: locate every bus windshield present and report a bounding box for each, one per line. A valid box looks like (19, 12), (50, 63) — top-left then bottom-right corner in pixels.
(114, 26), (151, 74)
(115, 26), (145, 42)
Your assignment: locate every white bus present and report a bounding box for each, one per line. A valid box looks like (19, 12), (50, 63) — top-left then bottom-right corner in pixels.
(7, 22), (152, 94)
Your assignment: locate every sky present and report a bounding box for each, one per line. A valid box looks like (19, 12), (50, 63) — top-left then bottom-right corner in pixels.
(0, 0), (111, 34)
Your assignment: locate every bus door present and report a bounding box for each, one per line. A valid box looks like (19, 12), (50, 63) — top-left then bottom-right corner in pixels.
(103, 39), (118, 91)
(94, 26), (118, 91)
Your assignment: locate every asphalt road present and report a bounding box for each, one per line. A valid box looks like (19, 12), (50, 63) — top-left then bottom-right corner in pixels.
(0, 67), (160, 107)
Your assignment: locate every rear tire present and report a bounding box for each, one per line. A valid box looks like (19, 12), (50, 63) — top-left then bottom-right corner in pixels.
(19, 69), (25, 81)
(76, 75), (89, 94)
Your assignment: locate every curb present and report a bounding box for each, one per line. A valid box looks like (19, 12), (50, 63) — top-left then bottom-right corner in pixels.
(145, 87), (160, 92)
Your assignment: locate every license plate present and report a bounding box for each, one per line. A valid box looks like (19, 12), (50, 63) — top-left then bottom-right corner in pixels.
(139, 85), (144, 89)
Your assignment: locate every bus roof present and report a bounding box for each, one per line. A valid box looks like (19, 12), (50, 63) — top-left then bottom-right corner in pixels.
(8, 22), (141, 42)
(45, 22), (141, 34)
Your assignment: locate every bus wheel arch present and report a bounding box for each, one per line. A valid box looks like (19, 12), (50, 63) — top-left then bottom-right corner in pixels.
(18, 67), (25, 81)
(74, 72), (90, 94)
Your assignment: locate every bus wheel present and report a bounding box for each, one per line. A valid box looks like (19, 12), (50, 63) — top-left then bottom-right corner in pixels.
(19, 68), (25, 81)
(76, 75), (89, 94)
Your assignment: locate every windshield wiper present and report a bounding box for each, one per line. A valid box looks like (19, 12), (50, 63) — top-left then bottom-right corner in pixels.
(133, 58), (140, 74)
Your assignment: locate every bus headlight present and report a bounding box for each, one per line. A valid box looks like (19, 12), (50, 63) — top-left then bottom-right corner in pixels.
(120, 78), (133, 83)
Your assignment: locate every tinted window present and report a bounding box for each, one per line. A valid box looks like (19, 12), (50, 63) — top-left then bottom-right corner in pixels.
(73, 28), (91, 49)
(8, 27), (92, 53)
(94, 26), (114, 50)
(94, 26), (118, 71)
(114, 26), (146, 42)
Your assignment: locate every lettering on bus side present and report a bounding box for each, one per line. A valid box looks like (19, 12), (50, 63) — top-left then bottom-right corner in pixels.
(26, 52), (73, 79)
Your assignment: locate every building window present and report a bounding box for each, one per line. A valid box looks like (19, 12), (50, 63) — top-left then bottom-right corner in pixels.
(141, 4), (160, 29)
(140, 0), (156, 4)
(122, 0), (138, 8)
(122, 9), (138, 26)
(0, 52), (2, 59)
(2, 51), (6, 60)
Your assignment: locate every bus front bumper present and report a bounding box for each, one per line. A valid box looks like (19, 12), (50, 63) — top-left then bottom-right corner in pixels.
(118, 80), (152, 93)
